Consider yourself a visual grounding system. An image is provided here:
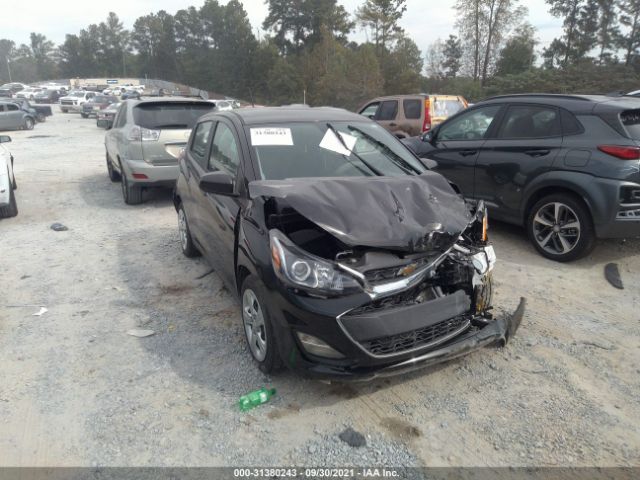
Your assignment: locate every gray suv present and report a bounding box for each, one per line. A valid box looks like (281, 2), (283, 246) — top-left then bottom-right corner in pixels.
(404, 94), (640, 261)
(105, 98), (215, 204)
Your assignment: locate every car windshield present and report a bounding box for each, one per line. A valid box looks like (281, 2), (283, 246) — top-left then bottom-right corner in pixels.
(133, 102), (215, 129)
(69, 91), (84, 97)
(247, 121), (426, 180)
(93, 96), (111, 104)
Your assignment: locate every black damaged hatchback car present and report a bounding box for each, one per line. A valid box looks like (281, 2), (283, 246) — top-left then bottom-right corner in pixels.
(173, 106), (524, 380)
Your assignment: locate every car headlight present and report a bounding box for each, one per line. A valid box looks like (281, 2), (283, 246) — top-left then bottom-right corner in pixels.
(269, 230), (361, 296)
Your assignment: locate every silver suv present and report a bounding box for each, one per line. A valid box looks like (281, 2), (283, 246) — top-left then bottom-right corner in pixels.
(105, 98), (215, 204)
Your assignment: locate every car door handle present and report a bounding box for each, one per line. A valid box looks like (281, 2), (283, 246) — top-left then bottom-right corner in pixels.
(524, 149), (550, 157)
(459, 150), (478, 157)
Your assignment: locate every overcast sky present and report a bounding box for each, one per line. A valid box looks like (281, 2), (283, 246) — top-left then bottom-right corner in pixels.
(4, 0), (563, 54)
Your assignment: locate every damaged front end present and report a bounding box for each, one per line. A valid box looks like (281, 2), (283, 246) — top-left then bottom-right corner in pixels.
(249, 173), (524, 379)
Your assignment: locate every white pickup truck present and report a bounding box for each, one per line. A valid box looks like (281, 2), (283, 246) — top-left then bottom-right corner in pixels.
(59, 90), (96, 113)
(0, 135), (18, 218)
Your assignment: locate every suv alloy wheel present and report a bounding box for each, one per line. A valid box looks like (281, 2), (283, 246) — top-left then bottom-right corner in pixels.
(527, 193), (596, 262)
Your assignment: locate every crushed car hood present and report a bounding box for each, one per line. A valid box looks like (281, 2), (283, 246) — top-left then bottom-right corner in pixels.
(249, 172), (472, 253)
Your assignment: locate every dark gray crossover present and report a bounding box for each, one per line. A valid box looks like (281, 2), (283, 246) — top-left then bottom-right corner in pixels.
(404, 94), (640, 261)
(173, 106), (524, 380)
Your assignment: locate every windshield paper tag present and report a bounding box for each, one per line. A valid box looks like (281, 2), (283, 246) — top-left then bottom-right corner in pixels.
(250, 127), (293, 146)
(319, 129), (357, 156)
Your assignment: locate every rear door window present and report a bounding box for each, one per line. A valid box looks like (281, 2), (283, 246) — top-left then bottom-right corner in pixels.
(190, 121), (214, 169)
(561, 109), (583, 136)
(114, 104), (127, 128)
(403, 99), (422, 119)
(497, 105), (561, 139)
(133, 102), (215, 130)
(376, 100), (398, 121)
(208, 123), (240, 175)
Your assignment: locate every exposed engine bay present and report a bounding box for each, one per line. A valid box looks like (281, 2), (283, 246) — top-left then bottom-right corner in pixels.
(256, 174), (495, 322)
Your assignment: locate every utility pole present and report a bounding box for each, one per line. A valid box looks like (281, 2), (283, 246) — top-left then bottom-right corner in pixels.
(6, 58), (12, 82)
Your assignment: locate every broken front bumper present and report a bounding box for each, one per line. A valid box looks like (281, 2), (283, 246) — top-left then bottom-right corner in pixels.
(304, 298), (526, 381)
(370, 297), (525, 380)
(268, 275), (526, 380)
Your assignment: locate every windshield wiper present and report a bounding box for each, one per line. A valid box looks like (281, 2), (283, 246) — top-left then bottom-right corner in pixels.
(347, 125), (422, 175)
(325, 123), (383, 176)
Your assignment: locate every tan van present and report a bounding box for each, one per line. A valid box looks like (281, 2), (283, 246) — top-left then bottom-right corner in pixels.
(358, 94), (468, 138)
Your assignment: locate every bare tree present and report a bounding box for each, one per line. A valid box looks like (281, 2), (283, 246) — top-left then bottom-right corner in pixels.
(425, 39), (444, 78)
(455, 0), (526, 84)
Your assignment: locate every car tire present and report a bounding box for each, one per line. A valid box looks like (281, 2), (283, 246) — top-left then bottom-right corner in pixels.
(177, 203), (200, 258)
(241, 275), (282, 374)
(106, 153), (120, 182)
(61, 108), (67, 113)
(527, 193), (596, 262)
(80, 113), (88, 119)
(0, 180), (18, 218)
(23, 117), (34, 130)
(36, 113), (45, 122)
(119, 161), (143, 205)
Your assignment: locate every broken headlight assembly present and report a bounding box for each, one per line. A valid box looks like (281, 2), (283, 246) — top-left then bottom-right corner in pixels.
(269, 230), (362, 297)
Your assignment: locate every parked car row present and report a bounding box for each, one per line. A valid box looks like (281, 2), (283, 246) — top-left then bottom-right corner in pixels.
(0, 82), (67, 100)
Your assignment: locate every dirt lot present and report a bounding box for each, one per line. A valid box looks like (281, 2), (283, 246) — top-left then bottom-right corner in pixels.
(0, 111), (639, 468)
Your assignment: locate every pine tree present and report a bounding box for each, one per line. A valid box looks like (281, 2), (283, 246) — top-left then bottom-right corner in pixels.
(442, 35), (463, 78)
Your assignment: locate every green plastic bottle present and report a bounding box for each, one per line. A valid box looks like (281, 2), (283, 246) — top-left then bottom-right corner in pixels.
(239, 387), (276, 412)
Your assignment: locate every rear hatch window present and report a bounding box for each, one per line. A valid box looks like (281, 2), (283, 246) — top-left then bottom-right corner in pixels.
(133, 102), (214, 130)
(620, 110), (640, 139)
(432, 97), (465, 118)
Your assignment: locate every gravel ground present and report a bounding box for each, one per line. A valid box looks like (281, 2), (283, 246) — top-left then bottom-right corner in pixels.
(0, 111), (639, 467)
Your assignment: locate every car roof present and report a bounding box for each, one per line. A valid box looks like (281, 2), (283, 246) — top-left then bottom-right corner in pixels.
(478, 93), (640, 114)
(207, 106), (368, 126)
(128, 96), (210, 106)
(366, 94), (462, 101)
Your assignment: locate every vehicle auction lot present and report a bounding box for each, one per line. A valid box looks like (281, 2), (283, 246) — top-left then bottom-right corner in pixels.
(1, 112), (639, 467)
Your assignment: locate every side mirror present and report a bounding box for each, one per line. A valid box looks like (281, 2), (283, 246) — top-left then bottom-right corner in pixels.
(199, 171), (236, 196)
(421, 130), (434, 143)
(0, 135), (11, 143)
